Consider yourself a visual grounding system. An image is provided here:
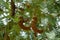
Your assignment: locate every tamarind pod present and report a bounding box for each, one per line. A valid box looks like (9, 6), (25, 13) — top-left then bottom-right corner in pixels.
(11, 0), (15, 16)
(31, 16), (43, 33)
(18, 16), (43, 33)
(18, 21), (30, 30)
(18, 16), (30, 30)
(31, 21), (43, 33)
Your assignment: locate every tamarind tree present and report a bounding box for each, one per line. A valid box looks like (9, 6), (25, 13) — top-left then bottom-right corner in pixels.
(0, 0), (60, 40)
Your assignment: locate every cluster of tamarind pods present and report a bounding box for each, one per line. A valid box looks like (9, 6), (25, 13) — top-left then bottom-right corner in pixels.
(10, 0), (44, 36)
(18, 16), (43, 34)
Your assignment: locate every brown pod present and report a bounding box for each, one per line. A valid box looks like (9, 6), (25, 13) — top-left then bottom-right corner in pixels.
(11, 0), (15, 17)
(31, 21), (43, 33)
(18, 16), (30, 30)
(31, 16), (43, 33)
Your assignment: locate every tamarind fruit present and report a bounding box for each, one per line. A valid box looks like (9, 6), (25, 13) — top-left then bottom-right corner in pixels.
(18, 16), (30, 30)
(31, 16), (43, 33)
(11, 0), (15, 17)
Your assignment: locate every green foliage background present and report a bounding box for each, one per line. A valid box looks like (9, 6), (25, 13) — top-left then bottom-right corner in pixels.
(0, 0), (60, 40)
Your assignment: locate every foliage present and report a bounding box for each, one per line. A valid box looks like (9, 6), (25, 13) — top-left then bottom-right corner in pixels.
(0, 0), (60, 40)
